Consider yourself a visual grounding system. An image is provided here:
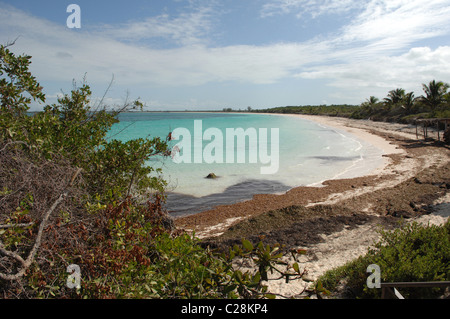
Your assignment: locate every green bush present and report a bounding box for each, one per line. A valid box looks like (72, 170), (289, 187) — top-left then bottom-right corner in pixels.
(320, 221), (450, 299)
(1, 43), (169, 203)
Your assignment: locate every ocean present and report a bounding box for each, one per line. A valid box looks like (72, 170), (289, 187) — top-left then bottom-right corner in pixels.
(107, 112), (384, 217)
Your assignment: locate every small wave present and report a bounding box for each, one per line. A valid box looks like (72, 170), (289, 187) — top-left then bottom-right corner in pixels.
(330, 154), (365, 180)
(311, 155), (361, 162)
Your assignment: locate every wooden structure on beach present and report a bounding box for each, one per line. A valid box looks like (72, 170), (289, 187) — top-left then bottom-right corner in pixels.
(415, 118), (450, 141)
(381, 281), (450, 299)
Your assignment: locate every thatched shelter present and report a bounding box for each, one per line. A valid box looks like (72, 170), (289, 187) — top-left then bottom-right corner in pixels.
(415, 118), (450, 142)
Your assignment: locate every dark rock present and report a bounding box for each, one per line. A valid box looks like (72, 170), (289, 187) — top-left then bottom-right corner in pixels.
(390, 210), (413, 218)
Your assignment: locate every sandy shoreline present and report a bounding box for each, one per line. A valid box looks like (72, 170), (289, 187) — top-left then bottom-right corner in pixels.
(277, 114), (405, 156)
(276, 114), (405, 179)
(175, 114), (432, 233)
(174, 114), (449, 298)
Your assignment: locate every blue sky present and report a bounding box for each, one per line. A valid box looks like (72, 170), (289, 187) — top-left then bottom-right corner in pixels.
(1, 0), (450, 111)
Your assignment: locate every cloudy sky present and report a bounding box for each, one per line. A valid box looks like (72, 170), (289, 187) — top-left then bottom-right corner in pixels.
(1, 0), (450, 111)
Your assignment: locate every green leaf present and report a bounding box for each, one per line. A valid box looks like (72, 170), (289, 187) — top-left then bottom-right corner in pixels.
(316, 280), (324, 292)
(242, 239), (253, 252)
(223, 284), (237, 294)
(235, 270), (243, 283)
(252, 272), (261, 283)
(272, 253), (283, 259)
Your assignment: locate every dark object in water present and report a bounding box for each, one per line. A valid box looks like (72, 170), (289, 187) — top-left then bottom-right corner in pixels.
(206, 173), (218, 179)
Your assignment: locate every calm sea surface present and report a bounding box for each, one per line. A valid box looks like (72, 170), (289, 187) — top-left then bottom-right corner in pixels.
(108, 112), (384, 217)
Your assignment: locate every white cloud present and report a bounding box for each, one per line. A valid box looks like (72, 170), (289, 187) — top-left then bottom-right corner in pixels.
(0, 4), (321, 87)
(262, 0), (450, 58)
(1, 0), (450, 108)
(339, 0), (450, 49)
(98, 6), (215, 46)
(288, 0), (450, 102)
(261, 0), (365, 18)
(297, 46), (450, 101)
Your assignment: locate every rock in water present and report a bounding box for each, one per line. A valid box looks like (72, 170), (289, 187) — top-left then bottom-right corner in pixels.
(206, 173), (217, 179)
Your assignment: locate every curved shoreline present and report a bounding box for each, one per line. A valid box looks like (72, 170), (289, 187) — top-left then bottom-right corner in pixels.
(174, 116), (449, 238)
(164, 112), (384, 200)
(277, 113), (401, 186)
(167, 113), (396, 217)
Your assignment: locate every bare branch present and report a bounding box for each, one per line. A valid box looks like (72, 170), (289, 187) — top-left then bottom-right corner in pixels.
(0, 222), (34, 229)
(0, 141), (30, 153)
(93, 74), (115, 112)
(4, 36), (21, 48)
(0, 168), (82, 281)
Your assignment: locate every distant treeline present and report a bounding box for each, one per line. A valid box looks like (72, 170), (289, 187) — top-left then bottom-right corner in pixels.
(253, 104), (359, 117)
(251, 80), (450, 124)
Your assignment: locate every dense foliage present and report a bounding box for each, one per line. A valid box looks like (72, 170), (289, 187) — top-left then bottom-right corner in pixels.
(255, 80), (450, 124)
(254, 104), (360, 117)
(319, 221), (450, 299)
(14, 195), (306, 299)
(1, 44), (169, 202)
(351, 81), (450, 123)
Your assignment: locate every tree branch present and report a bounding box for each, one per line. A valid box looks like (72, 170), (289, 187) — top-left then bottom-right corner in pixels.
(0, 141), (30, 153)
(0, 222), (34, 229)
(0, 168), (82, 281)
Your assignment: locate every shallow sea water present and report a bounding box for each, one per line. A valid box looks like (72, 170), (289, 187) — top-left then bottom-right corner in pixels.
(108, 112), (384, 217)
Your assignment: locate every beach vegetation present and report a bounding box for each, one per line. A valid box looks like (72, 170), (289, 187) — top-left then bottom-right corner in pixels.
(354, 80), (450, 122)
(318, 221), (450, 299)
(256, 80), (450, 124)
(421, 80), (450, 111)
(1, 41), (169, 202)
(254, 104), (360, 117)
(383, 88), (406, 108)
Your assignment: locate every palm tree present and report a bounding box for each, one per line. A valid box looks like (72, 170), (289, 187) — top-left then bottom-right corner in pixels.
(402, 92), (416, 114)
(361, 96), (378, 108)
(384, 88), (405, 108)
(421, 80), (449, 111)
(367, 96), (379, 106)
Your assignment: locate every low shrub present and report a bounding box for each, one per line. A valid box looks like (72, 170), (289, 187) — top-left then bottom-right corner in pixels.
(319, 221), (450, 299)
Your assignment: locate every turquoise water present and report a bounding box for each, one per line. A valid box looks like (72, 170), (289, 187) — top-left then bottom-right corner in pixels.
(108, 112), (384, 217)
